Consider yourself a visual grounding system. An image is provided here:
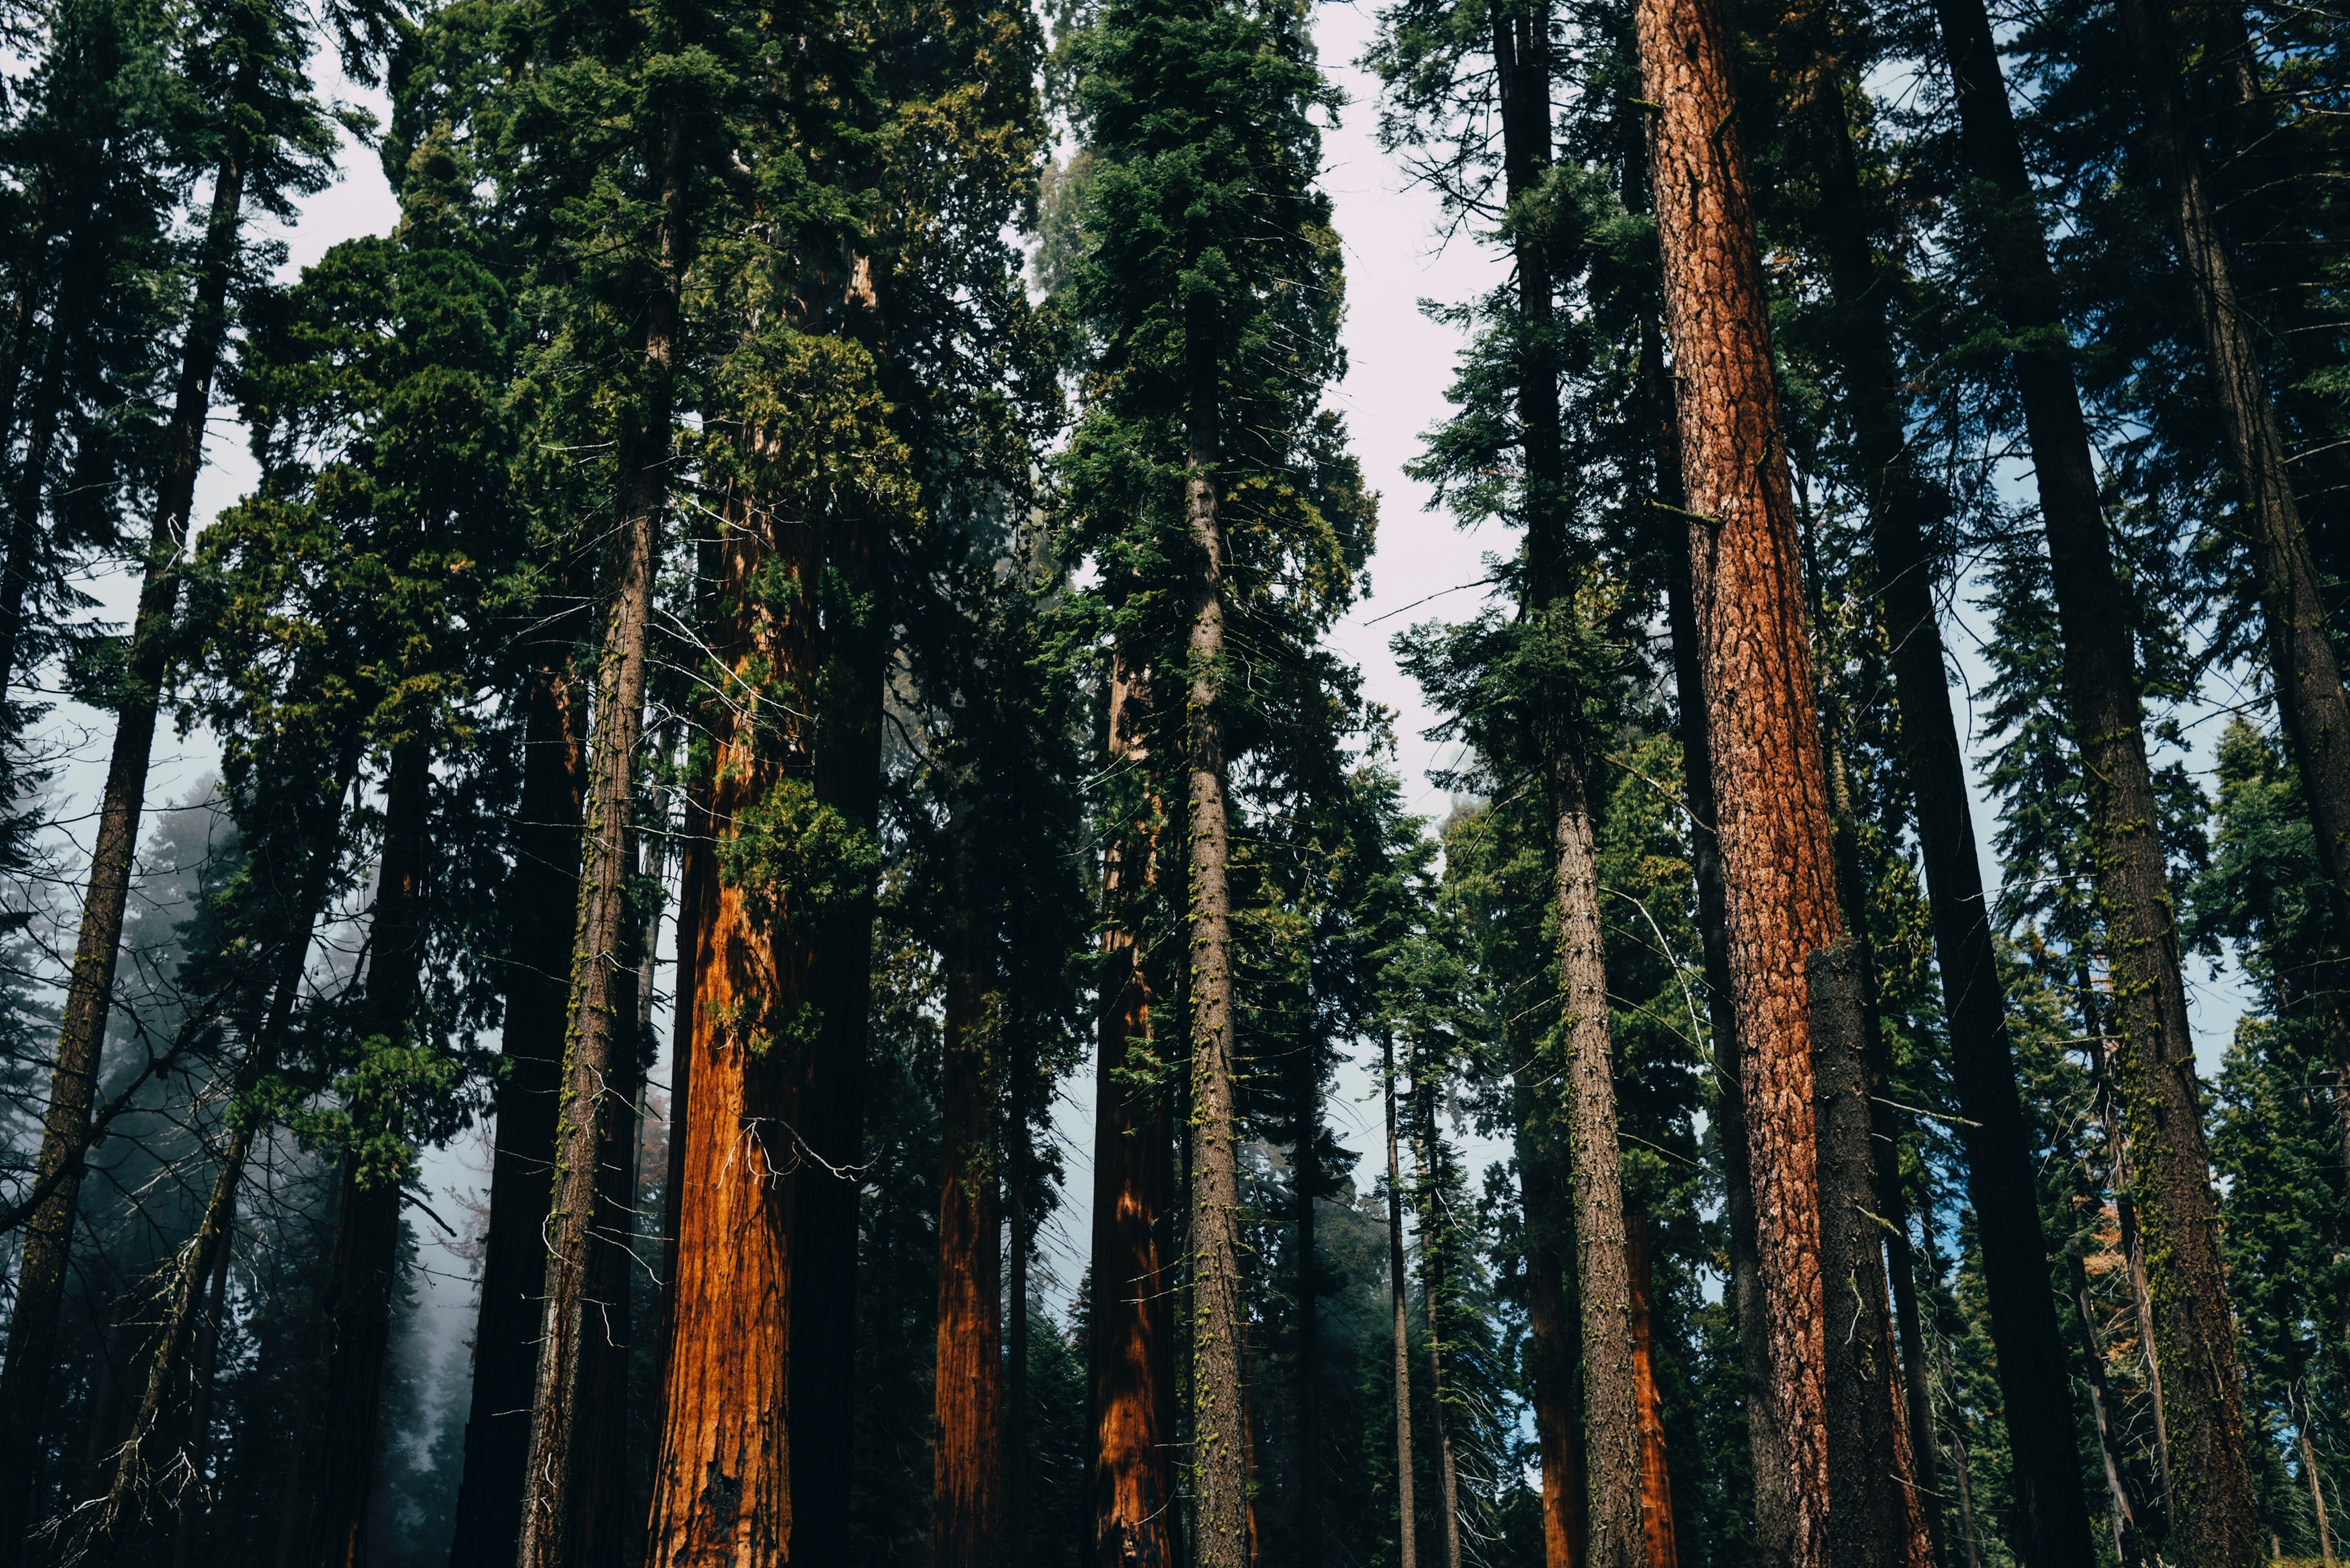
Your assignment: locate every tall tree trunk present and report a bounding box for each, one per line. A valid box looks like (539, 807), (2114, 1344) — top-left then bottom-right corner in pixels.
(1084, 655), (1175, 1568)
(1294, 1036), (1322, 1568)
(1633, 0), (1842, 1562)
(2286, 1365), (2333, 1565)
(1626, 1214), (1678, 1568)
(2088, 999), (2175, 1522)
(1411, 1066), (1463, 1568)
(2120, 0), (2350, 937)
(1551, 747), (1642, 1568)
(934, 829), (1004, 1568)
(1385, 1032), (1418, 1568)
(304, 735), (433, 1568)
(1809, 946), (1933, 1568)
(644, 498), (789, 1564)
(0, 125), (247, 1561)
(1929, 4), (2257, 1561)
(448, 659), (586, 1567)
(516, 110), (679, 1565)
(1184, 295), (1248, 1568)
(1658, 406), (1781, 1568)
(2064, 1239), (2147, 1568)
(1781, 10), (2101, 1559)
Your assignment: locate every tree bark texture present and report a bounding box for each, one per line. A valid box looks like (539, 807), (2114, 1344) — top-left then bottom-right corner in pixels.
(516, 324), (666, 1568)
(1660, 426), (1787, 1568)
(1929, 5), (2258, 1562)
(1626, 1215), (1679, 1568)
(1184, 323), (1248, 1568)
(1385, 1033), (1419, 1568)
(1779, 9), (2101, 1559)
(1085, 656), (1176, 1568)
(448, 659), (586, 1567)
(1809, 945), (1933, 1568)
(0, 128), (247, 1562)
(1634, 0), (1843, 1557)
(1553, 750), (1643, 1568)
(934, 835), (1004, 1568)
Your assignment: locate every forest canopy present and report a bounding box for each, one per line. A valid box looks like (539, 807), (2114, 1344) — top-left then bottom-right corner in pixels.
(0, 0), (2342, 1559)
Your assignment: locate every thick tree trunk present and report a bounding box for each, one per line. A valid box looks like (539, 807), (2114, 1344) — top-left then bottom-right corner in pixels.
(1626, 1214), (1678, 1568)
(1780, 16), (2102, 1562)
(1552, 750), (1643, 1568)
(1659, 439), (1782, 1568)
(934, 833), (1004, 1568)
(0, 129), (247, 1561)
(1184, 307), (1248, 1568)
(1809, 946), (1933, 1568)
(1385, 1032), (1418, 1568)
(1633, 1), (1842, 1561)
(2064, 1239), (2147, 1568)
(1928, 6), (2257, 1562)
(448, 659), (586, 1567)
(644, 502), (790, 1564)
(1085, 656), (1176, 1568)
(518, 112), (682, 1564)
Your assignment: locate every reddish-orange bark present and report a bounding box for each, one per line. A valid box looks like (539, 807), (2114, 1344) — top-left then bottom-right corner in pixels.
(1085, 657), (1176, 1568)
(1633, 0), (1843, 1558)
(1627, 1215), (1679, 1568)
(933, 852), (1004, 1568)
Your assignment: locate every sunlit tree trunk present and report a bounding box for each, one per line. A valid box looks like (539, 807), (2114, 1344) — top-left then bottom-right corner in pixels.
(1085, 655), (1176, 1568)
(1633, 0), (1845, 1559)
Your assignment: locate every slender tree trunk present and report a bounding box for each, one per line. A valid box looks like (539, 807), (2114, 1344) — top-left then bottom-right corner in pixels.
(1779, 15), (2101, 1561)
(1550, 749), (1642, 1568)
(522, 144), (676, 1556)
(1385, 1032), (1418, 1568)
(304, 736), (433, 1568)
(1809, 946), (1933, 1568)
(2064, 1239), (2146, 1568)
(0, 127), (247, 1561)
(2286, 1371), (2333, 1565)
(1294, 1038), (1322, 1568)
(168, 1227), (232, 1568)
(1634, 0), (1842, 1560)
(1184, 294), (1248, 1568)
(1928, 5), (2257, 1560)
(1084, 656), (1175, 1568)
(2089, 1023), (2175, 1525)
(934, 829), (1004, 1568)
(1411, 1072), (1463, 1568)
(448, 658), (586, 1567)
(1626, 1214), (1678, 1568)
